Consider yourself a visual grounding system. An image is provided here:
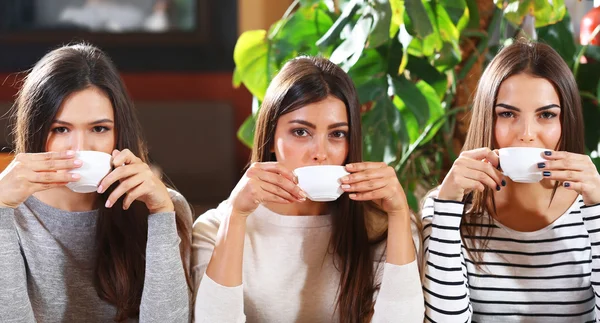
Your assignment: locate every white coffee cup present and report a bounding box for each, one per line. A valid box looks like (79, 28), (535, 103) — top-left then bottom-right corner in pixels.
(498, 147), (547, 183)
(293, 165), (350, 202)
(66, 151), (112, 193)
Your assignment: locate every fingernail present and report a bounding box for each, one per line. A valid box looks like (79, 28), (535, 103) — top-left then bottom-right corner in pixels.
(66, 150), (75, 156)
(564, 182), (570, 187)
(543, 171), (551, 177)
(496, 185), (501, 191)
(71, 174), (80, 179)
(341, 176), (349, 182)
(346, 164), (353, 169)
(298, 198), (306, 202)
(74, 159), (83, 166)
(299, 191), (307, 198)
(97, 185), (103, 194)
(341, 184), (351, 189)
(349, 194), (356, 198)
(501, 179), (506, 187)
(544, 151), (552, 156)
(105, 200), (112, 208)
(537, 162), (545, 169)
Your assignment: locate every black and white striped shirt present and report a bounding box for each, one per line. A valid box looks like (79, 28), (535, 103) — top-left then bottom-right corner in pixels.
(422, 194), (600, 322)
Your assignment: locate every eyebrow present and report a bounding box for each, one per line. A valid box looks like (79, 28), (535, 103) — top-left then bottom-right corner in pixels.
(53, 119), (114, 126)
(495, 103), (560, 112)
(288, 119), (349, 129)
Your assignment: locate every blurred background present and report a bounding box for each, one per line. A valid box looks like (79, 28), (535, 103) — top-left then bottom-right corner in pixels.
(0, 0), (600, 216)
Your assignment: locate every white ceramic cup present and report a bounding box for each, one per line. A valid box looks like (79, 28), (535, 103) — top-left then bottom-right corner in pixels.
(66, 151), (112, 193)
(293, 165), (350, 202)
(498, 147), (547, 183)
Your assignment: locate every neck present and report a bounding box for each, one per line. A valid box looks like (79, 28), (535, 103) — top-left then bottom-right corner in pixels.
(33, 187), (99, 212)
(264, 200), (329, 216)
(492, 178), (579, 231)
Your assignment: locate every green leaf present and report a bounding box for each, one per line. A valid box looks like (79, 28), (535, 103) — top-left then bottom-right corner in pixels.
(406, 189), (419, 213)
(583, 97), (600, 153)
(316, 0), (363, 48)
(416, 80), (445, 145)
(355, 77), (388, 105)
(237, 114), (256, 148)
(385, 32), (404, 76)
(433, 42), (461, 72)
(330, 14), (373, 71)
(536, 12), (576, 67)
(349, 48), (387, 86)
(232, 68), (242, 88)
(233, 30), (270, 101)
(393, 95), (419, 144)
(392, 76), (429, 126)
(405, 55), (447, 98)
(501, 0), (566, 28)
(440, 0), (468, 32)
(465, 0), (480, 29)
(405, 0), (434, 38)
(389, 0), (405, 37)
(368, 0), (392, 48)
(362, 97), (403, 164)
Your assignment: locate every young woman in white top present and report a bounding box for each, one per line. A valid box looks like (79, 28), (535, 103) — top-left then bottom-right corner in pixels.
(192, 56), (424, 323)
(422, 39), (600, 322)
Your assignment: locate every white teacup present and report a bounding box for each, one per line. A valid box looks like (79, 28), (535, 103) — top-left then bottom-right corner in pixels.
(498, 147), (547, 183)
(293, 165), (350, 202)
(66, 151), (112, 193)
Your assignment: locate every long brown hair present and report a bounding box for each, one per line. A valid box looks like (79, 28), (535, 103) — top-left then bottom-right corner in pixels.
(252, 56), (387, 322)
(12, 43), (192, 321)
(461, 38), (584, 261)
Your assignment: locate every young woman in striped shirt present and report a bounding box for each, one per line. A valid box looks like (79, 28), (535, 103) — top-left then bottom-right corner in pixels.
(422, 39), (600, 322)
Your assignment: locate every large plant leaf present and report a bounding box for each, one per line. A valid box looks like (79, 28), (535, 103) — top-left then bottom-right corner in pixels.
(405, 0), (434, 38)
(316, 0), (363, 48)
(498, 0), (566, 28)
(330, 13), (373, 71)
(233, 30), (271, 101)
(391, 76), (430, 126)
(536, 12), (576, 67)
(389, 0), (405, 37)
(237, 114), (257, 148)
(368, 0), (392, 49)
(416, 80), (445, 145)
(362, 96), (403, 164)
(405, 55), (447, 98)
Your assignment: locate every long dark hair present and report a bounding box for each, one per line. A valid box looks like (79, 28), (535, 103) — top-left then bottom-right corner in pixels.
(12, 43), (192, 321)
(252, 56), (387, 322)
(461, 38), (584, 262)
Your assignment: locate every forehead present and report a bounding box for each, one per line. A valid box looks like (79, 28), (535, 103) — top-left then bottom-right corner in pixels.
(55, 87), (114, 121)
(496, 73), (560, 106)
(278, 96), (348, 123)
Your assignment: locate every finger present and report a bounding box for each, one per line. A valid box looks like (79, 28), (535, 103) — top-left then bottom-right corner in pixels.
(27, 169), (80, 183)
(459, 158), (504, 187)
(98, 164), (147, 193)
(460, 148), (498, 167)
(345, 162), (387, 172)
(259, 181), (302, 203)
(342, 178), (387, 193)
(482, 149), (500, 169)
(341, 167), (388, 184)
(31, 182), (69, 192)
(254, 193), (293, 205)
(348, 187), (390, 201)
(16, 151), (76, 162)
(252, 169), (304, 200)
(105, 173), (146, 208)
(122, 182), (148, 210)
(112, 149), (141, 167)
(540, 170), (582, 183)
(29, 158), (82, 172)
(462, 166), (502, 191)
(255, 162), (297, 183)
(458, 177), (487, 193)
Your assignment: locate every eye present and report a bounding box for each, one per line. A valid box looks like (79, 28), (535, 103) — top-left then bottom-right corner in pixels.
(497, 111), (515, 118)
(51, 127), (69, 134)
(92, 126), (110, 133)
(540, 111), (557, 119)
(330, 130), (348, 138)
(292, 128), (310, 137)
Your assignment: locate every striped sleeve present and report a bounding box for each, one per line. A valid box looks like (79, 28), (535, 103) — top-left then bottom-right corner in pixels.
(581, 201), (600, 322)
(422, 195), (471, 323)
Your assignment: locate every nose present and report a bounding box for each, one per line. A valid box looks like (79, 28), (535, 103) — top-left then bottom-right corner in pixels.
(518, 117), (536, 143)
(70, 131), (87, 151)
(312, 136), (328, 164)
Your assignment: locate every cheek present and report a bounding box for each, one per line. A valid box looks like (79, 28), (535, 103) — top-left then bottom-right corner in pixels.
(494, 120), (513, 148)
(543, 122), (561, 147)
(329, 141), (349, 164)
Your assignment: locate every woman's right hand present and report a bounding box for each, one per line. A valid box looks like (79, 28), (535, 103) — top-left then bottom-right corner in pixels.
(230, 162), (307, 217)
(438, 148), (504, 202)
(0, 151), (82, 208)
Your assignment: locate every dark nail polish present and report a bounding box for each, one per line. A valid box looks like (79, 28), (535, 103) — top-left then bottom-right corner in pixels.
(544, 151), (552, 156)
(537, 162), (546, 168)
(501, 179), (506, 187)
(543, 171), (551, 177)
(496, 185), (501, 191)
(564, 182), (571, 187)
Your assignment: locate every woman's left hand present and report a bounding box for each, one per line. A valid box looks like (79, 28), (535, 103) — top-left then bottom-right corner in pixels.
(540, 150), (600, 205)
(98, 149), (174, 214)
(340, 162), (409, 217)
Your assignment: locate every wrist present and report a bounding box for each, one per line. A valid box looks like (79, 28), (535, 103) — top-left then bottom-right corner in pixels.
(148, 200), (175, 214)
